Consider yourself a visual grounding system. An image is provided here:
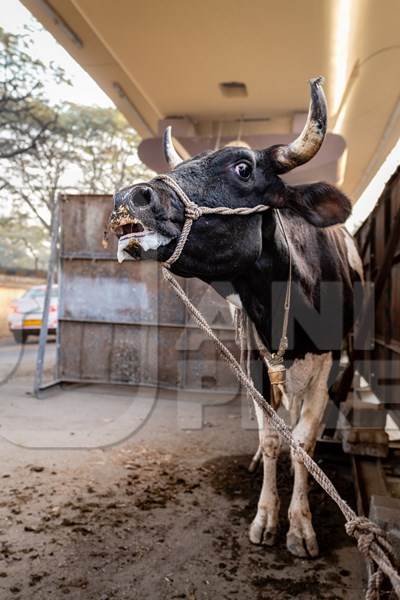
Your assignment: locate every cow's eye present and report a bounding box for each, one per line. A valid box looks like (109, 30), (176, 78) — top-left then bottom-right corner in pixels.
(234, 162), (252, 181)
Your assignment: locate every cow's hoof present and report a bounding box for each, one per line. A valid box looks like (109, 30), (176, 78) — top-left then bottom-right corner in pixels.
(249, 521), (277, 546)
(262, 528), (277, 546)
(286, 532), (319, 558)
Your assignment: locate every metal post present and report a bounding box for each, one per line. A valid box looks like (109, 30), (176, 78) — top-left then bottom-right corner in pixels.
(34, 196), (60, 396)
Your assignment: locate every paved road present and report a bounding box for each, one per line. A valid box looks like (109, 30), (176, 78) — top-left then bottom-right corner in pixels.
(0, 336), (56, 381)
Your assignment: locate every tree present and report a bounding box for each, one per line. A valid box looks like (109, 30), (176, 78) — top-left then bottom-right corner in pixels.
(0, 28), (153, 271)
(0, 27), (59, 160)
(0, 215), (49, 271)
(61, 104), (152, 194)
(1, 103), (75, 233)
(0, 103), (153, 234)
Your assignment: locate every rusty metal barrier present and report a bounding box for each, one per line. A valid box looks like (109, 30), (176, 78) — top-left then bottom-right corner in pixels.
(35, 194), (240, 395)
(355, 166), (400, 426)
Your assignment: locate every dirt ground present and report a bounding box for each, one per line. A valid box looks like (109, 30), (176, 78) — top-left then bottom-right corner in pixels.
(0, 387), (364, 600)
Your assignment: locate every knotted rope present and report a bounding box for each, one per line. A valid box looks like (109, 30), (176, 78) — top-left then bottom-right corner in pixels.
(156, 174), (271, 268)
(158, 173), (400, 599)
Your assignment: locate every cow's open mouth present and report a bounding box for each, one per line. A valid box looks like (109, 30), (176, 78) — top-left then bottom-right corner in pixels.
(112, 216), (171, 263)
(114, 218), (146, 239)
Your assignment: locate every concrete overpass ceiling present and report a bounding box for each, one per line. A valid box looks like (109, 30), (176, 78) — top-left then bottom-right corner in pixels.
(71, 0), (331, 120)
(22, 0), (400, 199)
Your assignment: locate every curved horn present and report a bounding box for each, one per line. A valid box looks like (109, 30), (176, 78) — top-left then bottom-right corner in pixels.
(271, 76), (327, 174)
(163, 126), (184, 169)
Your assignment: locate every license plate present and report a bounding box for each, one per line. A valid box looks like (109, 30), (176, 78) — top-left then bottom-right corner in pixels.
(23, 319), (42, 327)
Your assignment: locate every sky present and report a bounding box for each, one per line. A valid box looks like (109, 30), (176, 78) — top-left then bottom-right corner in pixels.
(1, 0), (114, 108)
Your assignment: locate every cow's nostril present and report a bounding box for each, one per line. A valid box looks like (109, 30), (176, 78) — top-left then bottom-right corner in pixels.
(133, 187), (153, 208)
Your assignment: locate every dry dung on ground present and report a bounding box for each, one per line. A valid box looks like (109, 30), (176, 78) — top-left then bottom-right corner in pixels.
(0, 446), (363, 599)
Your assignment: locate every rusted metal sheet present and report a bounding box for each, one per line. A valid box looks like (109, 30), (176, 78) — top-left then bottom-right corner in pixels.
(57, 194), (240, 392)
(355, 166), (400, 424)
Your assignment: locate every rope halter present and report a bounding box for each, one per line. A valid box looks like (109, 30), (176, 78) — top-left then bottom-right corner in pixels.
(155, 174), (272, 268)
(156, 173), (292, 383)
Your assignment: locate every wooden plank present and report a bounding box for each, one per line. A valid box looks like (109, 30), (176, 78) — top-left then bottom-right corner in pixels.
(334, 169), (400, 408)
(352, 456), (389, 516)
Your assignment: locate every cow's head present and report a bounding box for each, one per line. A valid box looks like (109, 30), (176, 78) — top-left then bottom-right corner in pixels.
(110, 78), (351, 279)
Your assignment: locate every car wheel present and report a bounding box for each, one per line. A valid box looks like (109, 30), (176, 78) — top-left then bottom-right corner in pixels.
(12, 331), (27, 344)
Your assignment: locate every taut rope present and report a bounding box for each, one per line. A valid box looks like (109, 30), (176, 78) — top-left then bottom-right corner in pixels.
(157, 173), (400, 599)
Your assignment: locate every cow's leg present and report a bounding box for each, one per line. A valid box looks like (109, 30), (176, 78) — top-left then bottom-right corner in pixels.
(248, 444), (262, 473)
(286, 352), (332, 558)
(249, 401), (281, 546)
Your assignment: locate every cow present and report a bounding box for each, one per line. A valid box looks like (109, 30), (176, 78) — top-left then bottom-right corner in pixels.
(110, 77), (363, 558)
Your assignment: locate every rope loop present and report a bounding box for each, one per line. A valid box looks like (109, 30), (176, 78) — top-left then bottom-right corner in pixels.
(345, 516), (400, 599)
(365, 569), (385, 600)
(185, 204), (203, 221)
(346, 517), (396, 561)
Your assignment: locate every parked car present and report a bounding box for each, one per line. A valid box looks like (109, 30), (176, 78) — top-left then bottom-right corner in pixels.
(8, 285), (58, 343)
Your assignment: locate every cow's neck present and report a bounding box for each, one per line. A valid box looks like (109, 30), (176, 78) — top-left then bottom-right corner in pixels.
(232, 210), (292, 354)
(208, 211), (353, 361)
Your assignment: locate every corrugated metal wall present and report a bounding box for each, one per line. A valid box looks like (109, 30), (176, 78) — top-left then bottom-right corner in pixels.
(57, 194), (240, 392)
(355, 166), (400, 420)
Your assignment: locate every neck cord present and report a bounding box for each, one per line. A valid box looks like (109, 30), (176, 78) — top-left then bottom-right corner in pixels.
(156, 173), (292, 383)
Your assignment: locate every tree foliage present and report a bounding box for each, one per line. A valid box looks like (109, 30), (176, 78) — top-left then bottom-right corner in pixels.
(0, 28), (153, 269)
(0, 27), (58, 160)
(1, 103), (153, 233)
(0, 215), (49, 270)
(62, 104), (151, 195)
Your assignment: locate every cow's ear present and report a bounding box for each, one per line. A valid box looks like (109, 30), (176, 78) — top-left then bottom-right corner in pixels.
(284, 182), (352, 227)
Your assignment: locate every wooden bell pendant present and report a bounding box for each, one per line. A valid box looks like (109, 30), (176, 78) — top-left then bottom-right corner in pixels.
(268, 363), (286, 386)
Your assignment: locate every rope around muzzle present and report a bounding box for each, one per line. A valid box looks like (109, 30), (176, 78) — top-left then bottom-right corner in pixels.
(156, 174), (272, 268)
(157, 173), (400, 599)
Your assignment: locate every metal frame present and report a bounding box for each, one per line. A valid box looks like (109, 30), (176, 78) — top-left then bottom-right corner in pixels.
(34, 196), (60, 396)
